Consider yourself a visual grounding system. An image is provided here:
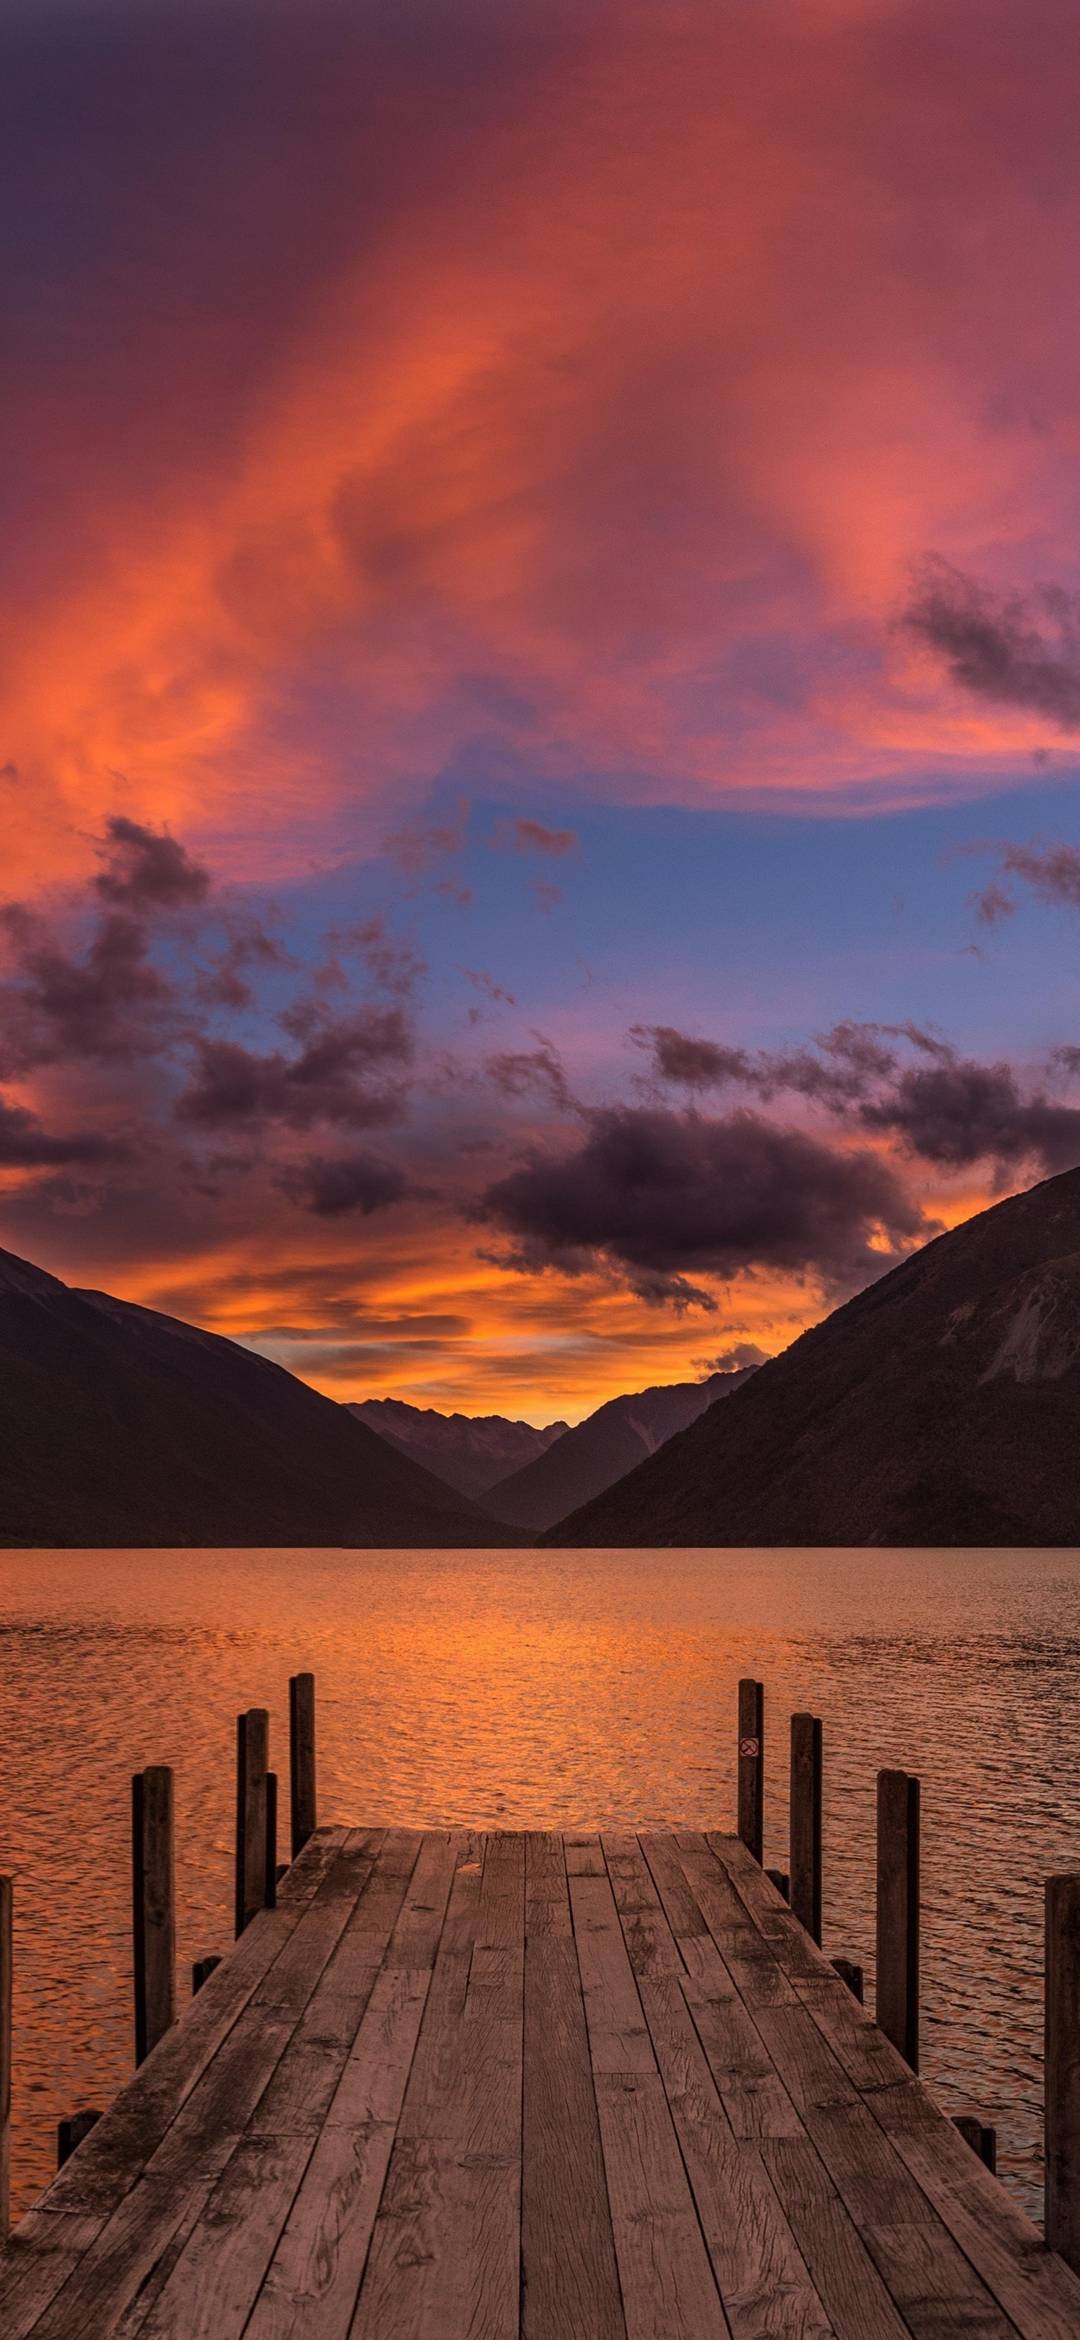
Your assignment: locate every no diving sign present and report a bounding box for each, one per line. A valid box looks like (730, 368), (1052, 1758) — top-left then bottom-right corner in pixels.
(739, 1737), (760, 1759)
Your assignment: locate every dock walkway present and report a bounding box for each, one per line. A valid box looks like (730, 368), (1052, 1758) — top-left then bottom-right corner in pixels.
(2, 1825), (1079, 2339)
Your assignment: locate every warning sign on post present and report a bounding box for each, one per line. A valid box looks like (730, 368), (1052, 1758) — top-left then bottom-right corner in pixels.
(739, 1737), (760, 1759)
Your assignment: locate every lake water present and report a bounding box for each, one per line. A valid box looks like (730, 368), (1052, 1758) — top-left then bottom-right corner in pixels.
(1, 1543), (1078, 2221)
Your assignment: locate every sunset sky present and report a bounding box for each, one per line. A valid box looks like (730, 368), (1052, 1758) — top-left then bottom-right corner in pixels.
(5, 0), (1080, 1420)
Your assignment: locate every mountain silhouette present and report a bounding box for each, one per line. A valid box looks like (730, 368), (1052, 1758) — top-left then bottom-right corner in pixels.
(549, 1166), (1080, 1546)
(0, 1248), (514, 1546)
(486, 1367), (755, 1531)
(348, 1397), (568, 1498)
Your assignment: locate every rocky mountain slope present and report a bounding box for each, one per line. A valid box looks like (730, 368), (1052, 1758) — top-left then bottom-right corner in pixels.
(549, 1166), (1080, 1546)
(0, 1249), (514, 1546)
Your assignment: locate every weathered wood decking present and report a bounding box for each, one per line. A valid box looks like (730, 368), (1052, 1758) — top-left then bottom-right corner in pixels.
(2, 1826), (1078, 2339)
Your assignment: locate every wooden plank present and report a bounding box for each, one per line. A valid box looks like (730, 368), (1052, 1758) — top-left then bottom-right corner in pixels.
(0, 2212), (105, 2340)
(861, 2217), (1016, 2340)
(6, 1828), (347, 2234)
(606, 1836), (835, 2340)
(756, 2050), (1019, 2337)
(593, 2073), (729, 2340)
(245, 1831), (415, 2140)
(572, 1852), (727, 2339)
(349, 1831), (523, 2340)
(671, 1835), (798, 2007)
(568, 1867), (654, 2075)
(876, 1771), (920, 2072)
(132, 1770), (176, 2066)
(789, 1717), (822, 1947)
(650, 1836), (802, 2141)
(709, 1843), (912, 2097)
(756, 2136), (920, 2340)
(236, 1710), (270, 1937)
(875, 2080), (1080, 2339)
(738, 1679), (765, 1864)
(289, 1675), (317, 1861)
(131, 2135), (313, 2338)
(707, 1836), (824, 1984)
(702, 1836), (1021, 2339)
(521, 1835), (625, 2340)
(6, 1835), (367, 2340)
(244, 1833), (461, 2340)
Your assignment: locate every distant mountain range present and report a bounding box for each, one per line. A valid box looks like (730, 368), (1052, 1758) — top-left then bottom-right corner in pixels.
(0, 1249), (513, 1547)
(477, 1368), (756, 1531)
(550, 1164), (1080, 1546)
(347, 1397), (568, 1498)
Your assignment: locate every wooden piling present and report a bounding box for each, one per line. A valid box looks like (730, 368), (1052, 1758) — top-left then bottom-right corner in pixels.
(57, 2110), (102, 2169)
(766, 1867), (790, 1901)
(737, 1678), (764, 1863)
(191, 1955), (221, 1995)
(876, 1768), (920, 2070)
(954, 2115), (996, 2173)
(0, 1876), (10, 2239)
(265, 1771), (278, 1910)
(132, 1766), (176, 2065)
(289, 1671), (316, 1860)
(235, 1707), (270, 1937)
(1046, 1871), (1080, 2272)
(832, 1955), (864, 2003)
(790, 1711), (823, 1944)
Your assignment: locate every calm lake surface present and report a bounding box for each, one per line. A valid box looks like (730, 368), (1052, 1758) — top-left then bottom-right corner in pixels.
(1, 1542), (1077, 2219)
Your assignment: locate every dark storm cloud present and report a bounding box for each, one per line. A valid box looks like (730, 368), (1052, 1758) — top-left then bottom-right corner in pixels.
(0, 1095), (122, 1167)
(696, 1341), (770, 1371)
(0, 904), (176, 1070)
(862, 1058), (1080, 1173)
(636, 1017), (926, 1106)
(176, 1004), (411, 1131)
(903, 557), (1080, 726)
(94, 816), (212, 912)
(478, 1105), (927, 1302)
(635, 1016), (1074, 1174)
(631, 1024), (752, 1088)
(281, 1151), (410, 1217)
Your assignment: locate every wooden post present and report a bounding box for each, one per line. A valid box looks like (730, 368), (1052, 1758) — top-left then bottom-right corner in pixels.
(953, 2115), (996, 2173)
(265, 1772), (278, 1910)
(132, 1767), (176, 2066)
(57, 2110), (102, 2169)
(790, 1712), (823, 1944)
(876, 1769), (920, 2071)
(0, 1877), (10, 2240)
(832, 1955), (864, 2003)
(289, 1672), (316, 1861)
(235, 1708), (270, 1937)
(737, 1678), (764, 1863)
(1046, 1871), (1080, 2270)
(191, 1955), (221, 1995)
(766, 1868), (790, 1902)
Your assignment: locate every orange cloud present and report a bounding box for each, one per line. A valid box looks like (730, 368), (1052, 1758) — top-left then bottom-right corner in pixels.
(5, 0), (1080, 900)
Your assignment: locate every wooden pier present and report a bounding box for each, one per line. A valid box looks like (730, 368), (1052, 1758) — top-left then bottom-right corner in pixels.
(3, 1822), (1080, 2337)
(4, 1675), (1080, 2336)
